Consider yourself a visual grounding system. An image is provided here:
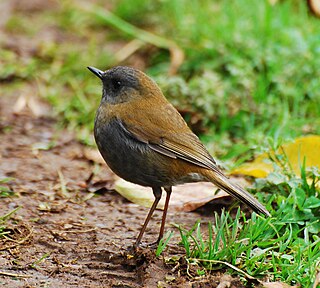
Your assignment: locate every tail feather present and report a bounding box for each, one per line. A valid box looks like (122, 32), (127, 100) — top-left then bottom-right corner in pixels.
(207, 172), (271, 217)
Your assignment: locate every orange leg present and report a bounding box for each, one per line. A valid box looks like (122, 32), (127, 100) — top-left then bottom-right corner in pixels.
(134, 187), (162, 247)
(157, 186), (172, 243)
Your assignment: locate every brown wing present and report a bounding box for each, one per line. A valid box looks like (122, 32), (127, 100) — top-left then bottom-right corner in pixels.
(120, 102), (223, 175)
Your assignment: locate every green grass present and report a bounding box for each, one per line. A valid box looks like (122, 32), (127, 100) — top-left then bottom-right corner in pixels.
(0, 207), (21, 239)
(1, 1), (319, 286)
(173, 160), (320, 287)
(0, 178), (15, 198)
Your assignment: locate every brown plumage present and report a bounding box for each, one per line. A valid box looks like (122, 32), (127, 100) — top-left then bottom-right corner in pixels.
(88, 66), (271, 247)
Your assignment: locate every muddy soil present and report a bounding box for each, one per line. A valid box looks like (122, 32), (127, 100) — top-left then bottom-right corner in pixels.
(0, 90), (251, 288)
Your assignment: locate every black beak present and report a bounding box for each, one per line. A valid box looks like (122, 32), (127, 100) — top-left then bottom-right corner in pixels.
(87, 66), (104, 80)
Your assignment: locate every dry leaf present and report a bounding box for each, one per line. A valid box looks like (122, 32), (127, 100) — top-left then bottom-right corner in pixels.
(231, 135), (320, 178)
(114, 39), (145, 63)
(114, 178), (229, 212)
(13, 95), (28, 114)
(83, 147), (105, 164)
(217, 275), (233, 288)
(313, 270), (320, 288)
(13, 94), (50, 117)
(168, 44), (185, 75)
(262, 282), (298, 288)
(308, 0), (320, 17)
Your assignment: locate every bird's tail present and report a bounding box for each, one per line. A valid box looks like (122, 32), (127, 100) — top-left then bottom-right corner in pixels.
(205, 170), (271, 217)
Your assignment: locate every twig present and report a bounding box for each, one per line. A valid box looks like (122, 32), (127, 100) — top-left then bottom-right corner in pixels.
(80, 3), (184, 75)
(189, 258), (258, 281)
(0, 271), (32, 278)
(62, 227), (97, 234)
(0, 225), (33, 251)
(114, 39), (145, 63)
(57, 170), (71, 198)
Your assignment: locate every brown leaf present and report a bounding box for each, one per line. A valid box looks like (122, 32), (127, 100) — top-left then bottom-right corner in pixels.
(114, 179), (229, 212)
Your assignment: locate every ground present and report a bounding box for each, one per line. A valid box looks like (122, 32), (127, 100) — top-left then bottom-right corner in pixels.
(0, 89), (249, 288)
(0, 1), (249, 286)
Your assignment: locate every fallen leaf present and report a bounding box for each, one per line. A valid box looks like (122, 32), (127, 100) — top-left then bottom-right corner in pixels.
(217, 274), (233, 288)
(308, 0), (320, 17)
(313, 270), (320, 288)
(13, 95), (27, 114)
(83, 147), (105, 164)
(262, 282), (298, 288)
(114, 178), (229, 212)
(13, 93), (50, 117)
(231, 135), (320, 178)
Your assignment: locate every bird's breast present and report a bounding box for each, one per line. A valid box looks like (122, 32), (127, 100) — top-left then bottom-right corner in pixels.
(94, 117), (174, 187)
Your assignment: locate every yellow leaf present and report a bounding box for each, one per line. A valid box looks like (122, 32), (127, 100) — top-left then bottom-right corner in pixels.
(231, 135), (320, 178)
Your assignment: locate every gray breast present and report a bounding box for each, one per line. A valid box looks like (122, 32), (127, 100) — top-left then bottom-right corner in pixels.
(94, 117), (174, 187)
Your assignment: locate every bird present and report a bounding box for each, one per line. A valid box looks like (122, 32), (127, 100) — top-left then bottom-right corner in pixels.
(87, 65), (271, 247)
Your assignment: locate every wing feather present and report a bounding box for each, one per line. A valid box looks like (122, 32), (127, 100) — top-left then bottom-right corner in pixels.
(118, 102), (223, 175)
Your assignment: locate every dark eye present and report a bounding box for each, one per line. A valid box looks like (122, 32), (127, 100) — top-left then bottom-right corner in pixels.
(112, 79), (122, 90)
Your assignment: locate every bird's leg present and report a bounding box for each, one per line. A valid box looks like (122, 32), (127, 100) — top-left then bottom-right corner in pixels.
(156, 186), (172, 244)
(134, 187), (162, 247)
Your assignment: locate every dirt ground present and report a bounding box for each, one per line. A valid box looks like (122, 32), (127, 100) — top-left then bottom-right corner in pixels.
(0, 86), (253, 288)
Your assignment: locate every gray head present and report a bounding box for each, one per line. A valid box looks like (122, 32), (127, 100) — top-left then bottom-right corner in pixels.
(88, 66), (160, 104)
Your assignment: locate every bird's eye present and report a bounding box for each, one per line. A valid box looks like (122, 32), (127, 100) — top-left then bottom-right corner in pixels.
(112, 79), (122, 90)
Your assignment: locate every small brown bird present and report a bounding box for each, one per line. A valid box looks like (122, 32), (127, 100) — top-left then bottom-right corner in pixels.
(88, 66), (270, 247)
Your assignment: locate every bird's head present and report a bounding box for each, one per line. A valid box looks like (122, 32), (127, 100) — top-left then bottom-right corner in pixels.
(87, 66), (163, 105)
